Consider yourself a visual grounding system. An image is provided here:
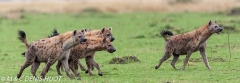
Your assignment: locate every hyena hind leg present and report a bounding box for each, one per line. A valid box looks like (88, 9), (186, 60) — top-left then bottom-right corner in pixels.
(155, 52), (172, 69)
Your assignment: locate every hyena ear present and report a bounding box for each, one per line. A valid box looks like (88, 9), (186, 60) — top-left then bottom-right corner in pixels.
(73, 30), (77, 36)
(215, 21), (217, 23)
(84, 29), (87, 32)
(101, 27), (106, 33)
(109, 27), (112, 32)
(103, 37), (107, 43)
(81, 29), (85, 34)
(208, 20), (212, 26)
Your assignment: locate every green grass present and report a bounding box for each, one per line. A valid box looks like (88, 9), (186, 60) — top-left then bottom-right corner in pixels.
(0, 12), (240, 83)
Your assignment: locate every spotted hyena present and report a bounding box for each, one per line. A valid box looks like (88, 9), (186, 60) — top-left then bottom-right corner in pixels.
(155, 21), (223, 70)
(50, 27), (115, 73)
(17, 30), (86, 79)
(56, 37), (116, 77)
(50, 27), (115, 75)
(79, 27), (115, 71)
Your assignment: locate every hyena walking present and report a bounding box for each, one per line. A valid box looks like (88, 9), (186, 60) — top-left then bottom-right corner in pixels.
(78, 27), (115, 71)
(51, 27), (115, 76)
(56, 37), (116, 76)
(17, 30), (86, 79)
(155, 21), (223, 70)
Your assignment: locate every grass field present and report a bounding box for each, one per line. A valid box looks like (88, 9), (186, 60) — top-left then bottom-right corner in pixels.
(0, 12), (240, 83)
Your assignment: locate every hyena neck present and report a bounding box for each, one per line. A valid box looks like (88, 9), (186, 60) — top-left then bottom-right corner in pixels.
(197, 25), (213, 43)
(86, 38), (105, 51)
(62, 37), (79, 51)
(59, 31), (73, 42)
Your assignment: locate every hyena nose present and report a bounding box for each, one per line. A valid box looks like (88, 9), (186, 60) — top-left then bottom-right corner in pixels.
(111, 37), (115, 42)
(83, 38), (87, 42)
(219, 28), (222, 32)
(112, 49), (116, 52)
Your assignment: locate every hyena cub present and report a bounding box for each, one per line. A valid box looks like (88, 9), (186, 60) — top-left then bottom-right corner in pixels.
(17, 30), (86, 79)
(155, 21), (223, 70)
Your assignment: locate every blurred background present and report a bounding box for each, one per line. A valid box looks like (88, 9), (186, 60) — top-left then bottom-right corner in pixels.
(1, 0), (240, 19)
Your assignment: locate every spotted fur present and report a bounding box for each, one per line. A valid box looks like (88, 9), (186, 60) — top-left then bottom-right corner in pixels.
(51, 27), (115, 75)
(78, 27), (115, 72)
(17, 30), (86, 79)
(56, 37), (116, 76)
(155, 21), (223, 70)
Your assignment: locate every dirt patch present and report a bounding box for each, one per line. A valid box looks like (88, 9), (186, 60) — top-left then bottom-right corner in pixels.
(3, 53), (8, 56)
(109, 56), (140, 64)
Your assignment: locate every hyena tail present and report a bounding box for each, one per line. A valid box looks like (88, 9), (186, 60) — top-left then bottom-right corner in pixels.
(48, 28), (59, 38)
(18, 30), (29, 47)
(160, 30), (173, 41)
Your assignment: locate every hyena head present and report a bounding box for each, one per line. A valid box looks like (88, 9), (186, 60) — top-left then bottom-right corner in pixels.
(73, 30), (87, 44)
(102, 37), (116, 53)
(101, 27), (115, 42)
(208, 21), (223, 34)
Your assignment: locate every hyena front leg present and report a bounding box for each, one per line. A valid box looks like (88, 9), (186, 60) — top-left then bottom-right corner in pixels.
(182, 52), (192, 70)
(85, 57), (94, 76)
(61, 58), (74, 78)
(86, 56), (103, 76)
(199, 47), (211, 70)
(40, 59), (56, 78)
(69, 59), (80, 77)
(56, 60), (63, 76)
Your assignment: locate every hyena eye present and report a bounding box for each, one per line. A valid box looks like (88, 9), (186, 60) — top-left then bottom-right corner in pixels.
(107, 34), (110, 36)
(78, 36), (82, 38)
(214, 26), (218, 28)
(108, 44), (112, 47)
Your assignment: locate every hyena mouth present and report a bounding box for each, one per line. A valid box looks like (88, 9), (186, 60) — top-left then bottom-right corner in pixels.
(110, 37), (115, 42)
(108, 49), (116, 53)
(80, 38), (87, 44)
(217, 29), (223, 34)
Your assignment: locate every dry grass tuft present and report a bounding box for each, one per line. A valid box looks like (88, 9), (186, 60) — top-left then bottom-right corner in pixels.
(109, 56), (140, 64)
